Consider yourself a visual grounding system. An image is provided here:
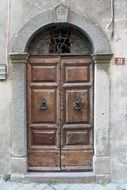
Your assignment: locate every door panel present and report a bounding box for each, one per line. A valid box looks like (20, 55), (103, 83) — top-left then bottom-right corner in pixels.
(60, 57), (93, 171)
(28, 151), (60, 170)
(65, 130), (89, 145)
(31, 65), (57, 82)
(31, 89), (57, 123)
(27, 57), (61, 171)
(65, 89), (90, 123)
(61, 150), (93, 169)
(27, 55), (93, 171)
(30, 129), (56, 145)
(65, 65), (90, 83)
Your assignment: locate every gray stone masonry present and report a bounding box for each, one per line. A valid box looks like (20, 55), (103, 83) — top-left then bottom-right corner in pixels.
(0, 179), (127, 190)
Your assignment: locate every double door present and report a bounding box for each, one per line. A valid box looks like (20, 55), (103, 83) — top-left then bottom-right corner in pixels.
(27, 55), (93, 171)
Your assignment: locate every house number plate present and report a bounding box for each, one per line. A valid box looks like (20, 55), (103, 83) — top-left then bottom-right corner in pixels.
(115, 58), (125, 65)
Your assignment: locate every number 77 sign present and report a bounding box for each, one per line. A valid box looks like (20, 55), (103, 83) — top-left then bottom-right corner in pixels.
(115, 58), (125, 65)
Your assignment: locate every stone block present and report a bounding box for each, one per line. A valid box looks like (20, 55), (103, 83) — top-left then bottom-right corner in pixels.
(96, 174), (110, 183)
(93, 156), (110, 174)
(11, 157), (27, 174)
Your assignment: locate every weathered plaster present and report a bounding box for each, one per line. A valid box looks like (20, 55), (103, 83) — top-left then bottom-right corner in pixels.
(0, 81), (11, 174)
(109, 0), (127, 183)
(0, 0), (11, 175)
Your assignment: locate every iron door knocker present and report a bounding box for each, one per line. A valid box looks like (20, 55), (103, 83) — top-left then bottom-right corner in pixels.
(73, 99), (82, 111)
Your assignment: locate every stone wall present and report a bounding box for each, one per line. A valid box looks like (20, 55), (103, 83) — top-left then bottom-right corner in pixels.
(0, 0), (127, 183)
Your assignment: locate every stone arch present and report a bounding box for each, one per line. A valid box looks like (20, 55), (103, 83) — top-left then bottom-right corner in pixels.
(11, 4), (111, 54)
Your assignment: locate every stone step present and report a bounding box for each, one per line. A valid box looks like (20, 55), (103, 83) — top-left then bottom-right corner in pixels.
(11, 172), (96, 183)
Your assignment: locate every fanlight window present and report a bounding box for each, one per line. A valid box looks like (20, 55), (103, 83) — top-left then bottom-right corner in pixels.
(28, 25), (93, 55)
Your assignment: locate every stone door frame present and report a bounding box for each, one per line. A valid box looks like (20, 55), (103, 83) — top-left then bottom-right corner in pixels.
(10, 4), (112, 181)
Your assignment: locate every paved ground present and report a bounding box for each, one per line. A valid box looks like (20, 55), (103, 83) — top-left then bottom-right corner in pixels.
(0, 179), (127, 190)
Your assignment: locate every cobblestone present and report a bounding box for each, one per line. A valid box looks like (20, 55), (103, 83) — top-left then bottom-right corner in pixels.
(0, 179), (127, 190)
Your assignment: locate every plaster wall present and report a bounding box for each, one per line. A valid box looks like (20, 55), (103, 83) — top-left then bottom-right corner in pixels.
(110, 0), (127, 183)
(0, 0), (127, 183)
(0, 0), (11, 175)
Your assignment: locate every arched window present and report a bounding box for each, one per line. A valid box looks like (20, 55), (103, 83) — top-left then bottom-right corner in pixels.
(28, 24), (93, 55)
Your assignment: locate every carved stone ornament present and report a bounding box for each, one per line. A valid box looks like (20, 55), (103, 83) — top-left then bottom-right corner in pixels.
(53, 4), (69, 22)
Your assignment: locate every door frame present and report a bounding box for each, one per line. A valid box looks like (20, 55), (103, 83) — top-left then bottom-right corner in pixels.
(9, 4), (112, 181)
(10, 53), (112, 176)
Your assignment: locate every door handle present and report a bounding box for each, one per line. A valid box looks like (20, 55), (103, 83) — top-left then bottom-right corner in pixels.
(40, 99), (48, 111)
(73, 99), (82, 111)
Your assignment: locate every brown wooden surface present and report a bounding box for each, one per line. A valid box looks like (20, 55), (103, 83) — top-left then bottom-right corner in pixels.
(60, 57), (93, 171)
(27, 55), (93, 171)
(27, 57), (61, 171)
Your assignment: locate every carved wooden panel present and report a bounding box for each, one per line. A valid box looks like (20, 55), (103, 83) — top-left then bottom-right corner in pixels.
(61, 150), (93, 170)
(28, 151), (60, 170)
(31, 130), (56, 146)
(65, 130), (89, 145)
(65, 89), (90, 124)
(31, 65), (57, 82)
(31, 89), (57, 123)
(65, 66), (90, 83)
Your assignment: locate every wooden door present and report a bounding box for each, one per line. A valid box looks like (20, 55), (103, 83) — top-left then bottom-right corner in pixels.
(27, 56), (61, 171)
(27, 55), (93, 171)
(60, 56), (93, 171)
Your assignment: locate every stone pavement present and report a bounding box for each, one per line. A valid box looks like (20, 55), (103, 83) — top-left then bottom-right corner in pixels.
(0, 179), (127, 190)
